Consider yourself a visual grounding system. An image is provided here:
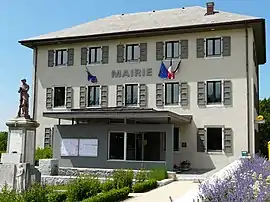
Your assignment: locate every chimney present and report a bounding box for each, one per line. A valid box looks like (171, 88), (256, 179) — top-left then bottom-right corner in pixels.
(206, 2), (215, 15)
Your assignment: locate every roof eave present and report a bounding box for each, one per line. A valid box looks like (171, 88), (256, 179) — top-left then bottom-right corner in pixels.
(19, 18), (266, 64)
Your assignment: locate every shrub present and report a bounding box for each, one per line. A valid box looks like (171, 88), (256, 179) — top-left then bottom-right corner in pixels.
(66, 175), (101, 202)
(132, 179), (158, 193)
(0, 131), (8, 152)
(23, 183), (49, 202)
(47, 191), (67, 202)
(149, 168), (168, 181)
(35, 147), (53, 165)
(112, 169), (134, 189)
(101, 180), (115, 192)
(199, 155), (270, 201)
(135, 168), (149, 182)
(81, 187), (130, 202)
(0, 183), (24, 202)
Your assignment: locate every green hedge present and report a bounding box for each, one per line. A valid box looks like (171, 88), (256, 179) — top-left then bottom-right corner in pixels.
(35, 147), (53, 162)
(149, 168), (168, 181)
(81, 187), (130, 202)
(132, 179), (158, 193)
(47, 191), (67, 202)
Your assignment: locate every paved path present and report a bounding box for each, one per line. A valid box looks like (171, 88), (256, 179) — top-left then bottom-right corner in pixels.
(124, 181), (199, 202)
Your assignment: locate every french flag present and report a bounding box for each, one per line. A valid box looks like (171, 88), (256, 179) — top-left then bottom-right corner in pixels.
(158, 60), (181, 79)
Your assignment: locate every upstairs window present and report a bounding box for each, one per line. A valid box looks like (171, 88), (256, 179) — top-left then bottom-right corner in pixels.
(54, 87), (65, 107)
(165, 83), (179, 105)
(125, 84), (138, 106)
(88, 86), (100, 107)
(206, 81), (222, 104)
(165, 41), (179, 59)
(126, 44), (140, 62)
(89, 47), (102, 64)
(206, 38), (221, 57)
(55, 49), (68, 66)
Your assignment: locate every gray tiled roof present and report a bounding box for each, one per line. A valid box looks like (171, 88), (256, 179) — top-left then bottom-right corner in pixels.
(22, 6), (260, 41)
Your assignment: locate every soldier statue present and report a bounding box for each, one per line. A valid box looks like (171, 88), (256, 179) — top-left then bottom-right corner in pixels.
(17, 79), (30, 119)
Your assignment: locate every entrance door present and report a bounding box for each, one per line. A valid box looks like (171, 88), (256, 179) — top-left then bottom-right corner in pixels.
(143, 132), (161, 161)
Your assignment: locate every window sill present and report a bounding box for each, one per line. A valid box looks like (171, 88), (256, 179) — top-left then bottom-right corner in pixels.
(54, 64), (68, 68)
(207, 151), (224, 155)
(205, 104), (224, 108)
(52, 107), (67, 111)
(204, 55), (224, 59)
(87, 106), (101, 109)
(164, 57), (180, 61)
(107, 159), (166, 163)
(125, 60), (140, 64)
(87, 62), (102, 66)
(164, 104), (181, 108)
(125, 104), (140, 107)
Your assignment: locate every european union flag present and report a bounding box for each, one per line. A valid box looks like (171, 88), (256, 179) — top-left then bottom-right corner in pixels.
(85, 68), (97, 83)
(158, 62), (169, 79)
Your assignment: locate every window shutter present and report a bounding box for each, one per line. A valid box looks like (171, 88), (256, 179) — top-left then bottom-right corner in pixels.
(197, 128), (206, 152)
(79, 86), (87, 108)
(196, 38), (205, 58)
(180, 82), (189, 106)
(156, 42), (164, 60)
(223, 80), (232, 106)
(44, 128), (52, 148)
(102, 46), (109, 64)
(139, 84), (147, 107)
(156, 83), (164, 107)
(180, 40), (188, 59)
(66, 87), (73, 109)
(116, 85), (124, 107)
(222, 36), (231, 56)
(197, 81), (206, 106)
(140, 43), (147, 62)
(224, 128), (233, 155)
(81, 47), (88, 65)
(48, 50), (54, 67)
(117, 45), (125, 63)
(101, 85), (108, 107)
(46, 88), (53, 109)
(67, 48), (74, 66)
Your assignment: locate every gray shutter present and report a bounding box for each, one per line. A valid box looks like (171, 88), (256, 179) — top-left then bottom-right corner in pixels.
(180, 82), (189, 106)
(117, 45), (125, 63)
(48, 50), (54, 67)
(196, 38), (205, 58)
(197, 82), (206, 106)
(140, 43), (147, 61)
(222, 36), (231, 56)
(224, 128), (233, 155)
(67, 48), (74, 66)
(79, 86), (87, 108)
(197, 128), (206, 152)
(180, 40), (188, 59)
(44, 128), (52, 148)
(46, 88), (53, 109)
(156, 42), (164, 60)
(102, 46), (109, 64)
(223, 80), (232, 106)
(139, 84), (147, 107)
(156, 83), (164, 107)
(116, 85), (123, 107)
(66, 87), (73, 109)
(101, 85), (108, 107)
(81, 47), (88, 65)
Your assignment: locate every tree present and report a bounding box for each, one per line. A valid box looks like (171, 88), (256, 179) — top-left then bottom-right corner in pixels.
(259, 98), (270, 156)
(0, 131), (8, 152)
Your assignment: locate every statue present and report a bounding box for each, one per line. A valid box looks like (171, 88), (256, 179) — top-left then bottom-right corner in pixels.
(16, 163), (25, 193)
(17, 79), (30, 119)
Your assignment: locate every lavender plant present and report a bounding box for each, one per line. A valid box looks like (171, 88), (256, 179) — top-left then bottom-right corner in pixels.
(199, 155), (270, 202)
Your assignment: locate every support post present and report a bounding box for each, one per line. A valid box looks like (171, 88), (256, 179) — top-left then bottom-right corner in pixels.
(165, 125), (174, 171)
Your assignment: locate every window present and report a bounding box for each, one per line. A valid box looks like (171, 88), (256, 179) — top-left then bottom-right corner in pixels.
(55, 49), (68, 66)
(163, 128), (180, 152)
(89, 47), (102, 63)
(206, 81), (222, 105)
(206, 127), (222, 152)
(109, 132), (125, 160)
(165, 83), (179, 105)
(88, 86), (100, 107)
(126, 44), (139, 61)
(206, 38), (221, 57)
(54, 87), (65, 107)
(125, 84), (138, 106)
(165, 41), (179, 59)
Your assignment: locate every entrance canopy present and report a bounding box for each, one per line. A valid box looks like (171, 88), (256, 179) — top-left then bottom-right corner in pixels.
(43, 107), (192, 124)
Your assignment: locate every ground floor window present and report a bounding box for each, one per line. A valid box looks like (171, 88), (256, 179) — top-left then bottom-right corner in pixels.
(206, 127), (223, 152)
(108, 132), (162, 161)
(163, 128), (180, 152)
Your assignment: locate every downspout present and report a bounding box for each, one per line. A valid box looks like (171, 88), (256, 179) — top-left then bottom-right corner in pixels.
(245, 23), (251, 154)
(32, 46), (38, 120)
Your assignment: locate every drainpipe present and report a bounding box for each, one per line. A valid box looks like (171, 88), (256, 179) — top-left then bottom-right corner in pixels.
(245, 23), (251, 154)
(32, 46), (38, 120)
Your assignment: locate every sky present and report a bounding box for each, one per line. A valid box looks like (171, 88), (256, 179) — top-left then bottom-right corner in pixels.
(0, 0), (269, 131)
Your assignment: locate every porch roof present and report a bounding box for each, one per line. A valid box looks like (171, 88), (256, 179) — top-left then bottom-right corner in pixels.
(43, 107), (192, 124)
